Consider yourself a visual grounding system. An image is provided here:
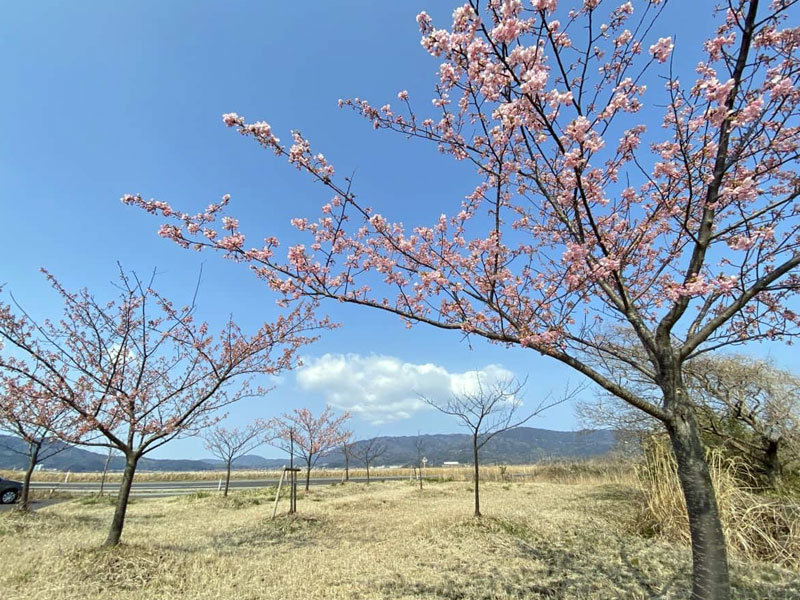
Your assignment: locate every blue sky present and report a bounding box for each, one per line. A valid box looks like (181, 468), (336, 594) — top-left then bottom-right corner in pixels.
(1, 2), (796, 460)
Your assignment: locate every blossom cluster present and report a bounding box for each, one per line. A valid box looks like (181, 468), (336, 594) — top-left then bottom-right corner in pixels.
(127, 0), (800, 360)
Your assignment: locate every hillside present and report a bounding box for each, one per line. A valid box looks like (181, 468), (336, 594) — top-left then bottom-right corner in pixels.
(0, 436), (222, 472)
(0, 427), (619, 472)
(317, 428), (618, 468)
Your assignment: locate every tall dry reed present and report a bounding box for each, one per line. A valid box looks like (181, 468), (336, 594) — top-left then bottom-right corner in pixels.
(636, 436), (800, 568)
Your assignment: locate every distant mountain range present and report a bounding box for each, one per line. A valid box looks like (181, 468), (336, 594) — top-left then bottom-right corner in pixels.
(0, 427), (619, 472)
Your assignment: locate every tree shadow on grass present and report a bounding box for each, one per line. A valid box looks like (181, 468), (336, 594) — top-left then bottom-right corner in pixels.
(583, 483), (642, 503)
(1, 507), (108, 538)
(208, 514), (329, 554)
(380, 516), (800, 600)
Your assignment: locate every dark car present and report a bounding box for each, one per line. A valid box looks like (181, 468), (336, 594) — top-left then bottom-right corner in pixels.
(0, 476), (23, 504)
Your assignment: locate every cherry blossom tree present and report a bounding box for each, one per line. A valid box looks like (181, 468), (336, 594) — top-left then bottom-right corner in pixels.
(0, 268), (323, 545)
(0, 384), (78, 510)
(127, 1), (800, 597)
(267, 407), (351, 490)
(203, 420), (270, 496)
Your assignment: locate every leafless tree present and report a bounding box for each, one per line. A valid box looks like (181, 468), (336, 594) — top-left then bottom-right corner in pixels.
(578, 337), (800, 487)
(341, 440), (354, 482)
(420, 375), (572, 517)
(99, 446), (116, 497)
(352, 437), (386, 483)
(203, 421), (269, 496)
(687, 356), (799, 487)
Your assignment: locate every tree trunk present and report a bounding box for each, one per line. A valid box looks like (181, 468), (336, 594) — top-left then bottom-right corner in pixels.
(104, 453), (139, 547)
(473, 438), (481, 517)
(305, 463), (311, 492)
(418, 463), (423, 491)
(20, 440), (41, 511)
(224, 462), (231, 497)
(365, 462), (370, 483)
(344, 453), (350, 481)
(763, 439), (781, 489)
(668, 402), (730, 600)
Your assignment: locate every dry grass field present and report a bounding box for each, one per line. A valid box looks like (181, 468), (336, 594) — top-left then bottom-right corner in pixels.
(2, 477), (798, 599)
(0, 459), (630, 484)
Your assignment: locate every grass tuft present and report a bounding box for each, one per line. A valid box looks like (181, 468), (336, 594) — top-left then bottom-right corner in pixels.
(69, 545), (174, 590)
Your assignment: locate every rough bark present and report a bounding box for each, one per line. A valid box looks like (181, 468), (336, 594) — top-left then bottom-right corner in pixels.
(763, 439), (781, 489)
(20, 440), (41, 511)
(668, 395), (731, 600)
(473, 437), (481, 518)
(305, 462), (312, 492)
(104, 453), (139, 547)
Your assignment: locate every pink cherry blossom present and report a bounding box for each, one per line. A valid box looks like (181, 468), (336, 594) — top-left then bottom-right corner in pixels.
(265, 407), (350, 491)
(649, 36), (673, 63)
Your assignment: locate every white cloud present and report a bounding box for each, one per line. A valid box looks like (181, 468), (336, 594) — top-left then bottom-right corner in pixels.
(295, 353), (515, 425)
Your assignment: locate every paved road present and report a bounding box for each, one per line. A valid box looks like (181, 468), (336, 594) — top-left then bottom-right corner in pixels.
(29, 476), (406, 497)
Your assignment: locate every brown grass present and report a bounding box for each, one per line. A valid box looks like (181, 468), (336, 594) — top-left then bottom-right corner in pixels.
(636, 437), (800, 569)
(0, 458), (632, 485)
(1, 476), (797, 599)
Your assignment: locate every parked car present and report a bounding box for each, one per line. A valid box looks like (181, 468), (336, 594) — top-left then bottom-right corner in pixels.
(0, 476), (23, 504)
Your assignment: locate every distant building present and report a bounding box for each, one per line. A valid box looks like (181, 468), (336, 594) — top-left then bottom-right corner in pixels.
(442, 461), (460, 467)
